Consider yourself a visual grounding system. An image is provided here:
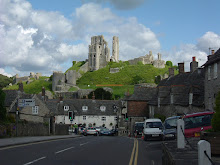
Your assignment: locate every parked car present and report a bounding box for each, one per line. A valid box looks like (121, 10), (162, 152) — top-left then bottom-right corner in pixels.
(134, 122), (144, 136)
(78, 127), (85, 134)
(183, 111), (214, 137)
(163, 116), (180, 140)
(95, 127), (105, 134)
(110, 128), (118, 136)
(83, 127), (98, 136)
(143, 118), (164, 141)
(99, 128), (114, 136)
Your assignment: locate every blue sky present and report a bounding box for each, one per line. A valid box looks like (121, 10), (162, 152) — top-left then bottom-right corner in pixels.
(0, 0), (220, 77)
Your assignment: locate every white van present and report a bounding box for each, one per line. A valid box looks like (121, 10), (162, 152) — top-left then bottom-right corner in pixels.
(143, 118), (164, 141)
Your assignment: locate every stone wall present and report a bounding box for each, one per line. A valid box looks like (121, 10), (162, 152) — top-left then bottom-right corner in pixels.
(55, 124), (69, 135)
(109, 68), (120, 73)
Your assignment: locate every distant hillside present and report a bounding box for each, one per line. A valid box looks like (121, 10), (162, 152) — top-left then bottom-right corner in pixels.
(0, 74), (13, 88)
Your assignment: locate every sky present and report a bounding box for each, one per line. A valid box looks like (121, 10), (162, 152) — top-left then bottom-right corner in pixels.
(0, 0), (220, 77)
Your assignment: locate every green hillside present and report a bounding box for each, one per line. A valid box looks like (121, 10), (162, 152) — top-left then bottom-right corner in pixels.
(4, 77), (52, 94)
(0, 74), (13, 88)
(77, 61), (170, 85)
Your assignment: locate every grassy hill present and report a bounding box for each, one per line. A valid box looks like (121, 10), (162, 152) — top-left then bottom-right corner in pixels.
(0, 74), (13, 88)
(3, 61), (177, 99)
(3, 77), (52, 94)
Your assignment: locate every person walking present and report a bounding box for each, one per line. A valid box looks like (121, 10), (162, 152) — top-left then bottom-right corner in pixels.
(74, 123), (78, 134)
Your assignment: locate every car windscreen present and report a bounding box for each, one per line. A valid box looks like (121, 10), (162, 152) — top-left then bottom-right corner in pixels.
(164, 118), (178, 129)
(184, 114), (213, 129)
(146, 122), (163, 129)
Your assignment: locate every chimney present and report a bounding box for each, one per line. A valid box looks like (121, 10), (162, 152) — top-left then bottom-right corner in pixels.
(190, 57), (198, 72)
(42, 87), (46, 101)
(18, 82), (24, 92)
(211, 49), (215, 55)
(59, 95), (63, 104)
(169, 68), (174, 77)
(208, 49), (215, 60)
(178, 63), (185, 74)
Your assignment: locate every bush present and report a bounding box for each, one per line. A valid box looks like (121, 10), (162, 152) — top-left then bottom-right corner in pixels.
(154, 113), (166, 122)
(212, 91), (220, 132)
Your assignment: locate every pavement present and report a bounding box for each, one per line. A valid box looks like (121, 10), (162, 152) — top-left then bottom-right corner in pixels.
(0, 134), (81, 148)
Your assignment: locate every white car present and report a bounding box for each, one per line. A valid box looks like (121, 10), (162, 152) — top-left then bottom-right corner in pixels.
(143, 118), (164, 141)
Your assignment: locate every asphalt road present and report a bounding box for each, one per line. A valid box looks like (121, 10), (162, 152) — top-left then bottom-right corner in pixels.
(0, 136), (162, 165)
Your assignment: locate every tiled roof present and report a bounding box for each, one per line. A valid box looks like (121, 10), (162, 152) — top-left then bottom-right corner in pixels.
(125, 85), (157, 101)
(148, 69), (204, 106)
(202, 48), (220, 66)
(3, 90), (18, 107)
(55, 99), (121, 116)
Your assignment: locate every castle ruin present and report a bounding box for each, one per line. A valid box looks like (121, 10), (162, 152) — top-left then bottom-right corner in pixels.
(88, 35), (119, 71)
(128, 51), (165, 68)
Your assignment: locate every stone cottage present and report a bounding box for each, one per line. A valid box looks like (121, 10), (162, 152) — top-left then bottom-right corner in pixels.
(202, 49), (220, 111)
(50, 98), (121, 130)
(148, 57), (205, 118)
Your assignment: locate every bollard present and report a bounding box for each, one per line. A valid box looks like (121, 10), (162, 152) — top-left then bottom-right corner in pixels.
(177, 119), (185, 148)
(198, 140), (211, 165)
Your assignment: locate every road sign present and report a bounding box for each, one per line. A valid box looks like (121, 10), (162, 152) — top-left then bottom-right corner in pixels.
(18, 99), (35, 107)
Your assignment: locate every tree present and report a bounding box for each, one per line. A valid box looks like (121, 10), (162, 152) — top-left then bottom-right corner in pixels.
(212, 91), (220, 131)
(88, 88), (112, 100)
(132, 75), (143, 84)
(166, 61), (173, 67)
(0, 88), (7, 121)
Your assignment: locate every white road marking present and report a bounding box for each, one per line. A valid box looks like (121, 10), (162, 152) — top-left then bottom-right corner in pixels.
(55, 146), (75, 154)
(80, 142), (88, 146)
(23, 156), (46, 165)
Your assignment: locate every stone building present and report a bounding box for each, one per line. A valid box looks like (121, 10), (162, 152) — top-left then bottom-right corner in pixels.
(128, 51), (165, 68)
(120, 84), (157, 135)
(13, 72), (42, 84)
(88, 35), (110, 71)
(148, 57), (205, 118)
(202, 49), (220, 111)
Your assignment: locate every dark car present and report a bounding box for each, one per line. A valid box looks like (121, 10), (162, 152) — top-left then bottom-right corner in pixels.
(110, 128), (118, 136)
(100, 128), (114, 136)
(134, 122), (144, 136)
(163, 116), (180, 140)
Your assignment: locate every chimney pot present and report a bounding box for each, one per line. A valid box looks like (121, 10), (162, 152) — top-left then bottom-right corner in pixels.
(192, 57), (196, 62)
(178, 63), (185, 74)
(211, 50), (215, 55)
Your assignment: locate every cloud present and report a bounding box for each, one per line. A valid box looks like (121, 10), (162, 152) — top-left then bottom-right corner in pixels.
(0, 1), (161, 76)
(0, 68), (12, 77)
(81, 0), (146, 10)
(162, 32), (220, 72)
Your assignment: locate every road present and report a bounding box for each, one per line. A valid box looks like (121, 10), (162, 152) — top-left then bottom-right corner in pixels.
(0, 136), (162, 165)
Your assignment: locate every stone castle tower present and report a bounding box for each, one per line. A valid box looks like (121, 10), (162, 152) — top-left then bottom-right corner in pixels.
(111, 36), (119, 62)
(88, 35), (110, 71)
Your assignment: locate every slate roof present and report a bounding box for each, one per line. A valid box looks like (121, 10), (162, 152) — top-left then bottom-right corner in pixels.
(148, 69), (204, 106)
(124, 85), (157, 101)
(202, 48), (220, 66)
(55, 99), (121, 116)
(3, 90), (18, 107)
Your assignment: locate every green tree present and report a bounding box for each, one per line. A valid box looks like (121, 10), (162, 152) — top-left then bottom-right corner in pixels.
(88, 88), (112, 100)
(154, 75), (161, 84)
(132, 75), (142, 84)
(212, 91), (220, 131)
(166, 61), (173, 67)
(0, 88), (7, 121)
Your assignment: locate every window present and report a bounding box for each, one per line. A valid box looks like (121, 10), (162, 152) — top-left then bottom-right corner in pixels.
(32, 106), (39, 114)
(170, 95), (174, 104)
(102, 117), (106, 121)
(100, 106), (106, 112)
(64, 106), (69, 111)
(82, 106), (88, 111)
(114, 116), (117, 121)
(158, 98), (160, 108)
(208, 66), (211, 80)
(189, 93), (193, 105)
(83, 116), (86, 120)
(214, 63), (218, 78)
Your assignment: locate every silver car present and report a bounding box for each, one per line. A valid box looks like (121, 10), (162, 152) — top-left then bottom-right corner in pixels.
(84, 127), (98, 136)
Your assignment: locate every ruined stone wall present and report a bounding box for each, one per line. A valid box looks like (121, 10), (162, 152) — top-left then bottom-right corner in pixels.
(112, 36), (119, 62)
(66, 70), (76, 85)
(52, 72), (65, 91)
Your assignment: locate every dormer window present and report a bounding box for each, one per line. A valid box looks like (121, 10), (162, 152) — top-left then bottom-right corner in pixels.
(82, 106), (88, 111)
(100, 106), (106, 112)
(64, 106), (69, 111)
